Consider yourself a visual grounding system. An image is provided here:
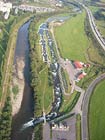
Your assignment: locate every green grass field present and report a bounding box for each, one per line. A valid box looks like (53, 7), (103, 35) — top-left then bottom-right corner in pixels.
(89, 80), (105, 140)
(54, 11), (89, 62)
(37, 66), (53, 114)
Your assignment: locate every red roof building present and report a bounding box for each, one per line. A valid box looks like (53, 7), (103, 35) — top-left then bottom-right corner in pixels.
(74, 61), (84, 69)
(78, 74), (85, 80)
(77, 72), (87, 81)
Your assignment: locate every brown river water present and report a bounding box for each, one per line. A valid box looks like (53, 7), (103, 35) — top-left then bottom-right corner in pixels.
(11, 21), (34, 140)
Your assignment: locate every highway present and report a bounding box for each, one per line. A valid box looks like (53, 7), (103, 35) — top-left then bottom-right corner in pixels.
(78, 1), (105, 50)
(81, 73), (105, 140)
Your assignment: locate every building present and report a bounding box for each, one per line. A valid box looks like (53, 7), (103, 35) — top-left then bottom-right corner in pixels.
(0, 1), (12, 19)
(13, 4), (55, 13)
(76, 71), (87, 82)
(56, 1), (63, 7)
(73, 61), (84, 69)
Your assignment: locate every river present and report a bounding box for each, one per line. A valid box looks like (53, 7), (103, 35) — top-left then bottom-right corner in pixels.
(11, 21), (34, 140)
(10, 4), (81, 139)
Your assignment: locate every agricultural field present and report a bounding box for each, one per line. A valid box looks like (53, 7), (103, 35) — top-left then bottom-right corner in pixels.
(54, 11), (89, 62)
(89, 80), (105, 140)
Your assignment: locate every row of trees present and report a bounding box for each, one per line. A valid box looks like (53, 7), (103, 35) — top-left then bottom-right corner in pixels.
(29, 17), (43, 140)
(0, 95), (12, 140)
(94, 9), (105, 20)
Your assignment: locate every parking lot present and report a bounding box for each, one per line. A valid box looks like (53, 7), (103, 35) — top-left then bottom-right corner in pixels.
(52, 116), (76, 140)
(43, 116), (76, 140)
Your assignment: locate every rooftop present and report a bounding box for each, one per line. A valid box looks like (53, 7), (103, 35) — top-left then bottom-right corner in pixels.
(74, 61), (84, 69)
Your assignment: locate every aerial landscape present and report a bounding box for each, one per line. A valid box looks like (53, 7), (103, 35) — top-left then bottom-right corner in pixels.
(0, 0), (105, 140)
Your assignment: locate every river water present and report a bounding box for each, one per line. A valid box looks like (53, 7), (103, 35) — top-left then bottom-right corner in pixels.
(11, 21), (34, 140)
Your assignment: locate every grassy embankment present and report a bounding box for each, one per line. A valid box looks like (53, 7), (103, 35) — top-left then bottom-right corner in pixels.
(61, 68), (71, 93)
(89, 80), (105, 140)
(60, 91), (80, 113)
(37, 66), (53, 113)
(76, 114), (81, 140)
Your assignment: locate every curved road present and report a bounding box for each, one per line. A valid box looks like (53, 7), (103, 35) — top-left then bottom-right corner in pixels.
(81, 73), (105, 140)
(78, 1), (105, 50)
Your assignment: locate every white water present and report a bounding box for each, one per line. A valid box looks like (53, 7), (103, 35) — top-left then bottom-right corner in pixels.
(21, 120), (34, 131)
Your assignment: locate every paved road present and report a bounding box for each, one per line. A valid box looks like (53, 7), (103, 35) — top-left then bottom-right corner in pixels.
(78, 1), (105, 50)
(81, 73), (105, 140)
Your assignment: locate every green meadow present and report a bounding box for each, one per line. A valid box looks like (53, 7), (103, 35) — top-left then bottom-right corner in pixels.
(89, 80), (105, 140)
(54, 11), (89, 62)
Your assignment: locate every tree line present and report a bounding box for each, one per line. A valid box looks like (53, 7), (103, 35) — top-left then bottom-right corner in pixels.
(0, 94), (12, 140)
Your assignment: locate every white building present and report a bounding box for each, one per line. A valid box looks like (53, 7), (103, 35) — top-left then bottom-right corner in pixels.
(56, 1), (63, 7)
(13, 4), (55, 13)
(0, 1), (12, 19)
